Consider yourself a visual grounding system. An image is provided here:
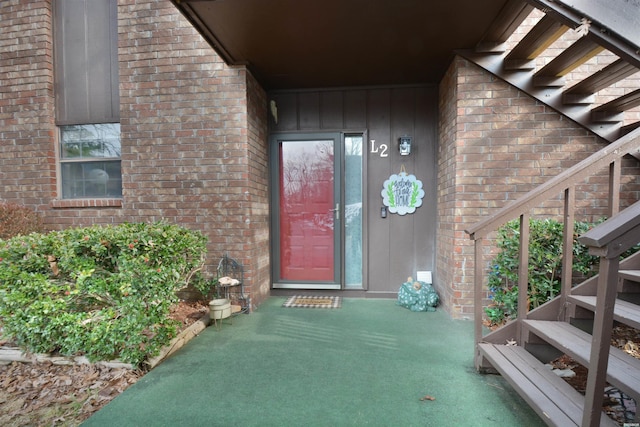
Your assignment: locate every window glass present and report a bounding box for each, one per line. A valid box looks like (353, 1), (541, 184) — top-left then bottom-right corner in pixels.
(60, 124), (121, 158)
(59, 124), (122, 198)
(345, 135), (363, 288)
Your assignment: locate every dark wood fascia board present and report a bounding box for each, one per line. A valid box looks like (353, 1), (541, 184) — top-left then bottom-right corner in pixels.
(170, 0), (241, 66)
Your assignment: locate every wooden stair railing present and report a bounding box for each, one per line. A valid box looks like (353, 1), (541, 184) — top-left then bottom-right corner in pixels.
(575, 200), (640, 426)
(466, 127), (640, 365)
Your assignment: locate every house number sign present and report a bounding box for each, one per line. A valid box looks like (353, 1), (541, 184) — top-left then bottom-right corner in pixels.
(370, 140), (388, 157)
(381, 171), (425, 215)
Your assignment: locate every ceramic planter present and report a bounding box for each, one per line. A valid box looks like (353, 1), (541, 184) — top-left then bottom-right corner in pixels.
(209, 298), (231, 320)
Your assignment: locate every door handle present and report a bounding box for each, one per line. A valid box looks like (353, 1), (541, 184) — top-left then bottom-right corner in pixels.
(330, 203), (340, 220)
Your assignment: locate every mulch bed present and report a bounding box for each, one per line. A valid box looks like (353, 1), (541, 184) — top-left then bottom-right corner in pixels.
(0, 300), (209, 426)
(548, 323), (640, 425)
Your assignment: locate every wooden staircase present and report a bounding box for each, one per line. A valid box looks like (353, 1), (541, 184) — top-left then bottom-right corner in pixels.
(479, 309), (640, 426)
(466, 126), (640, 426)
(459, 0), (640, 143)
(461, 1), (640, 425)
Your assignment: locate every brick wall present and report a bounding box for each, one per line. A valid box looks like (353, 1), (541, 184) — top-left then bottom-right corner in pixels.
(1, 0), (270, 308)
(116, 0), (270, 307)
(436, 56), (458, 319)
(4, 1), (640, 317)
(243, 71), (270, 308)
(437, 56), (640, 319)
(0, 0), (56, 211)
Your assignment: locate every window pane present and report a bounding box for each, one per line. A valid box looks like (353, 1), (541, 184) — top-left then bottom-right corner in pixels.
(345, 135), (363, 288)
(61, 124), (121, 158)
(61, 161), (122, 199)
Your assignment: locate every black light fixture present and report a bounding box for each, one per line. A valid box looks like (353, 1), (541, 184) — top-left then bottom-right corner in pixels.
(399, 136), (412, 156)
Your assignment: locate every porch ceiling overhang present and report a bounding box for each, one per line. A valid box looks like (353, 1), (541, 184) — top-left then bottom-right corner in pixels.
(170, 0), (513, 90)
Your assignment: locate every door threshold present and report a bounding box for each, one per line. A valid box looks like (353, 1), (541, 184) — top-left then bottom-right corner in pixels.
(272, 283), (341, 290)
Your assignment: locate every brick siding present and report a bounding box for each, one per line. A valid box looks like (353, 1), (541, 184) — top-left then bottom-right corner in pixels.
(0, 0), (56, 211)
(437, 56), (640, 319)
(117, 0), (270, 308)
(243, 72), (270, 307)
(3, 1), (640, 316)
(0, 0), (270, 309)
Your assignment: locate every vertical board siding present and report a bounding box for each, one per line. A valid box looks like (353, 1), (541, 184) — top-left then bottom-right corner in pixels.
(298, 92), (320, 130)
(320, 91), (344, 129)
(415, 87), (439, 270)
(367, 88), (393, 292)
(271, 93), (298, 130)
(344, 90), (367, 129)
(269, 86), (438, 293)
(389, 88), (418, 286)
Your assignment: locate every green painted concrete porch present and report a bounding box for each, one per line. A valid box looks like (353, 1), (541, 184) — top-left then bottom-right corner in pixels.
(83, 298), (544, 426)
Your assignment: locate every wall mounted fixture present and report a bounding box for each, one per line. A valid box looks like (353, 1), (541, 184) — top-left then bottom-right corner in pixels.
(269, 100), (278, 124)
(399, 136), (412, 156)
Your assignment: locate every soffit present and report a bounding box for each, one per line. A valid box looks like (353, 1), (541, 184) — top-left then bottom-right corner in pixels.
(171, 0), (511, 90)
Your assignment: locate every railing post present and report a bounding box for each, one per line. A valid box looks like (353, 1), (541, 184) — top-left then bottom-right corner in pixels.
(578, 200), (640, 425)
(582, 256), (619, 427)
(474, 237), (484, 367)
(608, 159), (621, 217)
(560, 186), (575, 320)
(517, 213), (530, 344)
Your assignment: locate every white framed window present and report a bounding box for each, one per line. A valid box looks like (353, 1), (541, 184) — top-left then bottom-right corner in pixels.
(59, 124), (122, 199)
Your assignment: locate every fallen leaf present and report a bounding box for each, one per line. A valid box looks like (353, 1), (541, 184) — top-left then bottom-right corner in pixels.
(98, 387), (115, 398)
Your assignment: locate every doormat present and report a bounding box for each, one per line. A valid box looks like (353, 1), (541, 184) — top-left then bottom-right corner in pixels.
(282, 295), (341, 309)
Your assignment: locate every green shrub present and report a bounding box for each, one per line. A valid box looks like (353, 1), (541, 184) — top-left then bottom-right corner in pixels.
(0, 221), (207, 366)
(189, 270), (218, 299)
(0, 202), (44, 239)
(485, 218), (601, 326)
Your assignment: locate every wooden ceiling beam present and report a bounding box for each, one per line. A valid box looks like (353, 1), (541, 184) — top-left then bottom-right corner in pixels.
(477, 0), (535, 49)
(621, 121), (640, 137)
(525, 0), (640, 68)
(534, 37), (603, 79)
(506, 15), (567, 62)
(593, 89), (640, 115)
(565, 59), (639, 98)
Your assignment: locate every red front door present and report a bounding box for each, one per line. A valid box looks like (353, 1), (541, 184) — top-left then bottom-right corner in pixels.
(274, 136), (340, 288)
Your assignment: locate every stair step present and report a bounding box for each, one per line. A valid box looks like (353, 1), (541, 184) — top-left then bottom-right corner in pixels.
(478, 343), (617, 426)
(619, 269), (640, 282)
(524, 319), (640, 403)
(568, 295), (640, 330)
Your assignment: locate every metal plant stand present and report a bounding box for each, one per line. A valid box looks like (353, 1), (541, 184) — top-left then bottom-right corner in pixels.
(216, 253), (250, 316)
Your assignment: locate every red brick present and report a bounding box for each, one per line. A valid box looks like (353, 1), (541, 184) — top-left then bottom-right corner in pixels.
(437, 55), (640, 319)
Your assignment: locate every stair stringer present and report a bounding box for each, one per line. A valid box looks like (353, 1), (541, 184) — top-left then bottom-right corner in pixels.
(571, 249), (640, 297)
(480, 318), (518, 344)
(457, 48), (622, 143)
(479, 250), (640, 368)
(482, 296), (565, 344)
